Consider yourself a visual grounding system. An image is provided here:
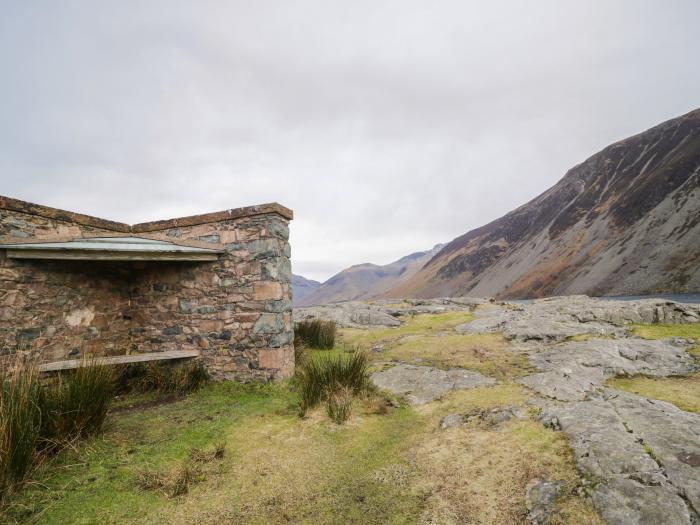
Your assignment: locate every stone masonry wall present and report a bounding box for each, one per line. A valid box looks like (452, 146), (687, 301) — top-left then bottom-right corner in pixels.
(0, 207), (132, 363)
(0, 196), (294, 381)
(127, 214), (294, 381)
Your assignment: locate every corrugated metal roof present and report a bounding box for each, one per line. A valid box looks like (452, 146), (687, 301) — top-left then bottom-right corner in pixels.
(0, 236), (222, 261)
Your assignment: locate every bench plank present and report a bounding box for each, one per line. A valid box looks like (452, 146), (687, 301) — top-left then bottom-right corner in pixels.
(39, 350), (201, 372)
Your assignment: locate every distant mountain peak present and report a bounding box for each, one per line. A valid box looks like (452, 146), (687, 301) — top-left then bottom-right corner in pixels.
(295, 243), (445, 306)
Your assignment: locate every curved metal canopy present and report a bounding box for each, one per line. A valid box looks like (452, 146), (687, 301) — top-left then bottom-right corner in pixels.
(0, 236), (222, 261)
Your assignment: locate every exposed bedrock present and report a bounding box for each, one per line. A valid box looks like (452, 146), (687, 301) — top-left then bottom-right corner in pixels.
(370, 363), (496, 405)
(456, 296), (700, 341)
(294, 297), (485, 328)
(518, 338), (697, 402)
(293, 301), (401, 328)
(539, 391), (700, 524)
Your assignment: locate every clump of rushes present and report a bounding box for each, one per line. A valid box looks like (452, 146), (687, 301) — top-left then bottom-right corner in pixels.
(297, 350), (370, 420)
(0, 365), (42, 502)
(1, 359), (115, 502)
(326, 385), (354, 424)
(39, 360), (114, 450)
(114, 360), (209, 396)
(294, 320), (336, 349)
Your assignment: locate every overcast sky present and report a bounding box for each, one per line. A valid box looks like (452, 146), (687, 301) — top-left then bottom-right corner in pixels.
(1, 1), (699, 282)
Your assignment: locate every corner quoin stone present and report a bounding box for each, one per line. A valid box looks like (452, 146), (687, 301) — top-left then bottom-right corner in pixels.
(0, 194), (295, 382)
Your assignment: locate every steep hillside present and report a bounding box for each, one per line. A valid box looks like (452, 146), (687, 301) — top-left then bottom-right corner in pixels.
(298, 244), (444, 306)
(389, 108), (700, 299)
(291, 274), (321, 305)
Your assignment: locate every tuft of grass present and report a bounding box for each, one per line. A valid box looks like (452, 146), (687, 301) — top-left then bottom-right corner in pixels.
(1, 360), (114, 504)
(114, 360), (209, 397)
(326, 386), (353, 424)
(0, 365), (42, 502)
(295, 320), (337, 349)
(189, 442), (226, 463)
(296, 350), (370, 416)
(137, 442), (226, 498)
(39, 361), (114, 449)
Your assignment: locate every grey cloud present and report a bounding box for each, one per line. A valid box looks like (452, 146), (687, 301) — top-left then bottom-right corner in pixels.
(1, 0), (699, 281)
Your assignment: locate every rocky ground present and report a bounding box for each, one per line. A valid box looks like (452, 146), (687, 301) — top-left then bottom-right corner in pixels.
(296, 296), (700, 524)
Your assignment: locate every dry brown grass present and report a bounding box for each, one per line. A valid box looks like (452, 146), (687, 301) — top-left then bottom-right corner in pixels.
(414, 419), (601, 524)
(144, 405), (427, 524)
(411, 384), (602, 525)
(382, 333), (532, 380)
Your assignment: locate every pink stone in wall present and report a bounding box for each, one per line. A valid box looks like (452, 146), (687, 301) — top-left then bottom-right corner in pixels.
(254, 281), (283, 300)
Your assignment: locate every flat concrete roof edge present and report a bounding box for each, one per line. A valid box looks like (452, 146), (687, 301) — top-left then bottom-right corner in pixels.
(0, 195), (293, 233)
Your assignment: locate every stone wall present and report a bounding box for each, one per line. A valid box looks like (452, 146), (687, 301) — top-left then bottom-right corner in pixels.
(0, 196), (294, 381)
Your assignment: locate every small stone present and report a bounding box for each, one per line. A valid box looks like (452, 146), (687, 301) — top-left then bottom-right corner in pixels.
(526, 478), (564, 524)
(179, 299), (195, 313)
(439, 414), (464, 430)
(161, 325), (183, 336)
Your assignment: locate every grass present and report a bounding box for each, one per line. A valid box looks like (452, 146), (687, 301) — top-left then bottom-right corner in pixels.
(0, 366), (42, 502)
(2, 382), (429, 524)
(1, 361), (114, 504)
(114, 360), (209, 396)
(413, 385), (602, 524)
(296, 350), (370, 418)
(628, 323), (700, 357)
(607, 372), (700, 414)
(340, 311), (475, 348)
(1, 311), (606, 523)
(381, 333), (532, 379)
(608, 323), (700, 413)
(39, 362), (114, 449)
(295, 320), (337, 349)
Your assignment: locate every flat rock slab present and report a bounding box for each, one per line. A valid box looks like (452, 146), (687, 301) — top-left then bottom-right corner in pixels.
(539, 391), (700, 524)
(456, 296), (699, 341)
(519, 338), (697, 401)
(371, 363), (496, 405)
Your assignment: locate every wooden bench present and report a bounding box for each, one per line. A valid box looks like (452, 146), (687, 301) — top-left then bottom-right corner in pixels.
(38, 350), (201, 372)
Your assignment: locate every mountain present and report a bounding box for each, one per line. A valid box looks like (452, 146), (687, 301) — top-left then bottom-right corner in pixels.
(291, 274), (321, 305)
(388, 108), (700, 299)
(297, 244), (445, 306)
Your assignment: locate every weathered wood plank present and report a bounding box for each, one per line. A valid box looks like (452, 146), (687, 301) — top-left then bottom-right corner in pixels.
(39, 350), (201, 372)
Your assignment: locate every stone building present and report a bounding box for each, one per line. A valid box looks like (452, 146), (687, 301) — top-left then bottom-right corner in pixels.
(0, 195), (294, 381)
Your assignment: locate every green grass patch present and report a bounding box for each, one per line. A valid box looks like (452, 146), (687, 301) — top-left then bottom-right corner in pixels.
(607, 372), (700, 414)
(609, 323), (700, 413)
(2, 381), (429, 524)
(340, 311), (475, 348)
(629, 323), (700, 356)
